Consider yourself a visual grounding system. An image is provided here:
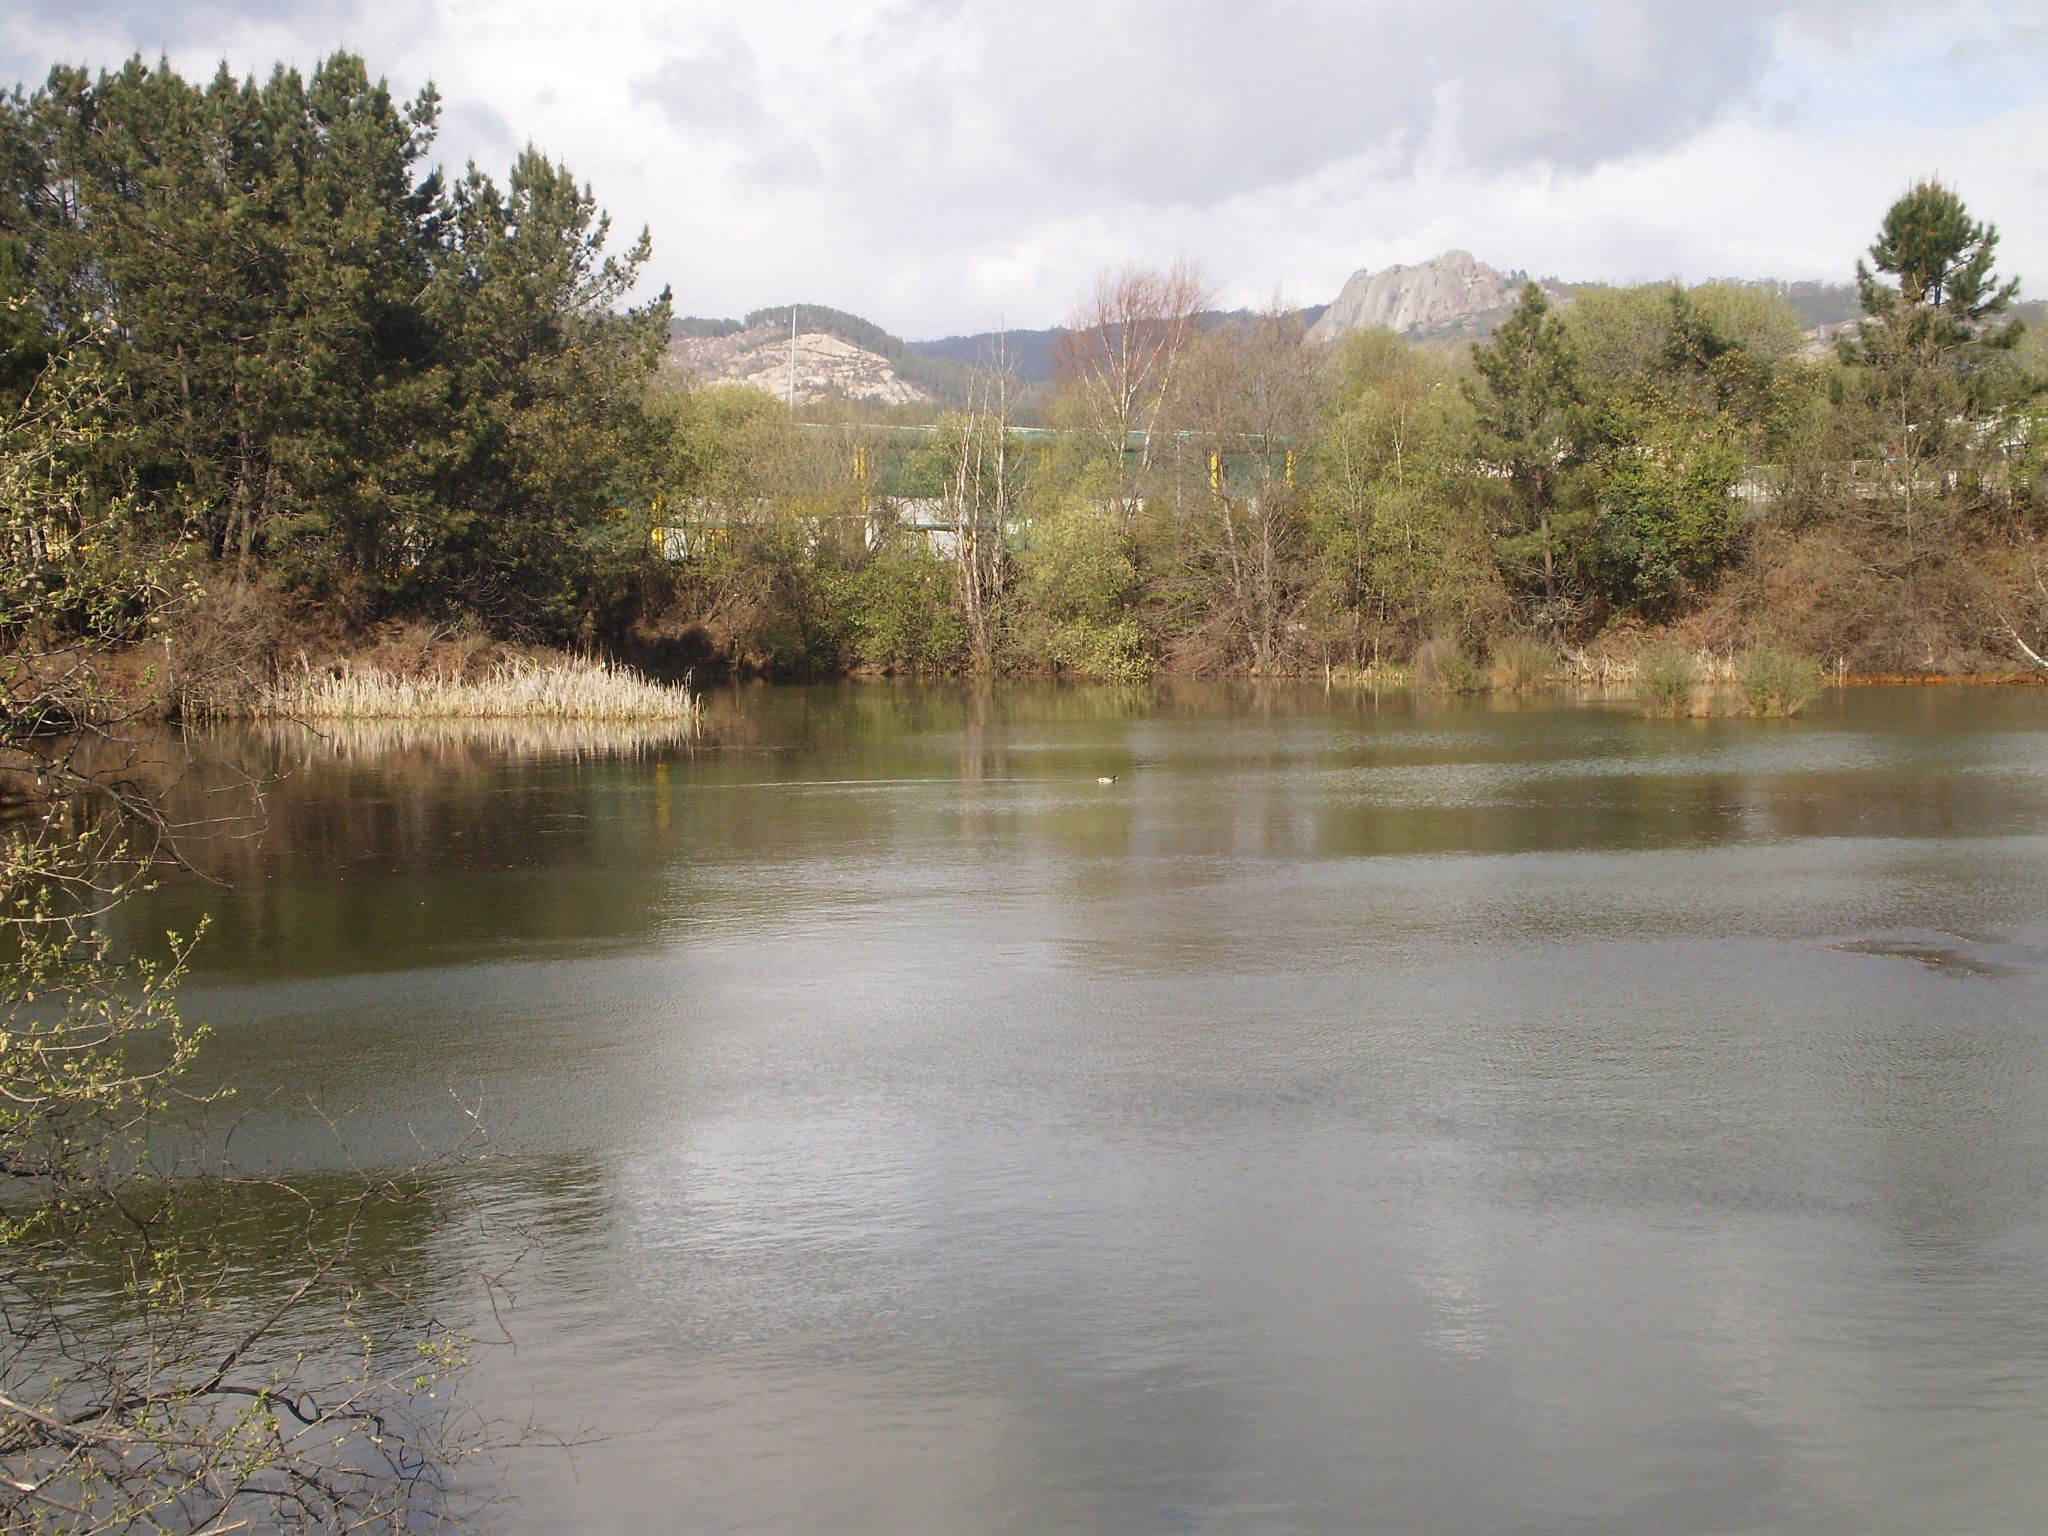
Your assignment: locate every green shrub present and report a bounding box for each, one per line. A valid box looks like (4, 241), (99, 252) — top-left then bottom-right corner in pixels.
(1487, 633), (1556, 692)
(842, 542), (963, 674)
(1046, 617), (1152, 682)
(1635, 643), (1701, 716)
(1413, 636), (1483, 693)
(1738, 643), (1824, 717)
(1014, 499), (1150, 677)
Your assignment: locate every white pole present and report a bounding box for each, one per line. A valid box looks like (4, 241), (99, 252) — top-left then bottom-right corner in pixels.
(788, 305), (798, 409)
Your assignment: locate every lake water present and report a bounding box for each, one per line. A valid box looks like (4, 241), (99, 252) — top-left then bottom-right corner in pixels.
(138, 683), (2048, 1536)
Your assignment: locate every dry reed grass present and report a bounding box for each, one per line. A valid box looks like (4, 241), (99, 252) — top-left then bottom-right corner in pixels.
(250, 716), (701, 761)
(1487, 634), (1557, 693)
(259, 656), (699, 722)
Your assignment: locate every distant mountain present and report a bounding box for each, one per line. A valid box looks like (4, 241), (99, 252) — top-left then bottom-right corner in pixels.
(1301, 257), (1969, 350)
(668, 324), (935, 406)
(667, 306), (978, 404)
(907, 328), (1063, 384)
(908, 307), (1331, 386)
(674, 269), (2026, 403)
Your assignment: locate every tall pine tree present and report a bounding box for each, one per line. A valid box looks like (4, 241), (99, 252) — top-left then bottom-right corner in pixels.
(1467, 282), (1583, 624)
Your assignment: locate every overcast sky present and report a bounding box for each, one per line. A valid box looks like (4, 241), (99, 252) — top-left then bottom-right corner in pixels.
(6, 0), (2046, 338)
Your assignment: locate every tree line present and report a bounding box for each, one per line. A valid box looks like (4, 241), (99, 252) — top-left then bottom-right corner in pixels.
(661, 196), (2044, 680)
(3, 50), (2046, 689)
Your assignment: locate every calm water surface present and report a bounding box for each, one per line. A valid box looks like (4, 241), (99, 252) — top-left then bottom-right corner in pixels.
(139, 684), (2048, 1536)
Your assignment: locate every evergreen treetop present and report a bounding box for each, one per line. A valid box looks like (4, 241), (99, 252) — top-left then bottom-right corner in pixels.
(1856, 179), (2022, 353)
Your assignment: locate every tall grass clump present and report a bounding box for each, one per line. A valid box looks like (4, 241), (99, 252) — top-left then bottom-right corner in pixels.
(1737, 644), (1824, 717)
(264, 656), (699, 721)
(1635, 644), (1702, 716)
(1487, 634), (1556, 693)
(1412, 637), (1484, 694)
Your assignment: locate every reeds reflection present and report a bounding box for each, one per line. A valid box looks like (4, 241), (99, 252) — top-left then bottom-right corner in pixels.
(245, 715), (705, 768)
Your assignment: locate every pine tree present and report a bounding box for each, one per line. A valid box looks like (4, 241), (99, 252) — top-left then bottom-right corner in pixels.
(0, 52), (670, 638)
(427, 149), (670, 634)
(1846, 181), (2034, 551)
(1855, 179), (2021, 360)
(1467, 282), (1583, 623)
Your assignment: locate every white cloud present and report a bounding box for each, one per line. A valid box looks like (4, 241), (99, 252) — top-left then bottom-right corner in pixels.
(3, 0), (2044, 336)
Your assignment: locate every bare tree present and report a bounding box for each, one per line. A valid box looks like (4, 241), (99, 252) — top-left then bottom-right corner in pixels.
(1162, 309), (1323, 673)
(944, 334), (1024, 673)
(1053, 262), (1214, 517)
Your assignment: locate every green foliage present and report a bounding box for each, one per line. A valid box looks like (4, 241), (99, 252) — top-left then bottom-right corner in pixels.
(0, 329), (185, 649)
(1, 836), (202, 1190)
(1583, 409), (1748, 613)
(1469, 285), (1584, 473)
(1412, 636), (1483, 693)
(1467, 284), (1585, 622)
(1044, 617), (1151, 682)
(674, 519), (853, 675)
(417, 149), (670, 632)
(1014, 499), (1152, 679)
(1857, 180), (2021, 356)
(839, 539), (963, 674)
(671, 315), (746, 340)
(0, 52), (669, 640)
(1311, 333), (1508, 653)
(1570, 283), (1804, 397)
(1634, 643), (1701, 715)
(1817, 181), (2046, 579)
(1555, 285), (1806, 617)
(1738, 643), (1824, 716)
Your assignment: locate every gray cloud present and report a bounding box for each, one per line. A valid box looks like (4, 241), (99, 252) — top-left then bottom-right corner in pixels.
(34, 0), (360, 28)
(445, 98), (514, 155)
(631, 31), (768, 140)
(729, 0), (1925, 212)
(2, 0), (363, 64)
(2, 0), (2040, 334)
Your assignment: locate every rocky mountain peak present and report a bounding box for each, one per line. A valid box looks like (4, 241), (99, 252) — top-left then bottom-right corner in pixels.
(1306, 250), (1531, 343)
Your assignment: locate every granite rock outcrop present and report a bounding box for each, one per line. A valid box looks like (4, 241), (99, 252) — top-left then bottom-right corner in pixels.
(667, 327), (931, 406)
(1306, 250), (1533, 343)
